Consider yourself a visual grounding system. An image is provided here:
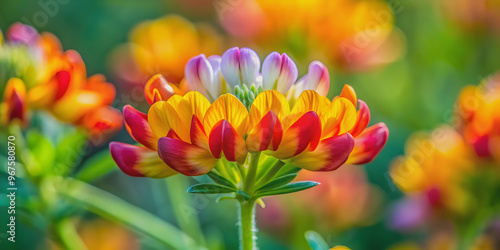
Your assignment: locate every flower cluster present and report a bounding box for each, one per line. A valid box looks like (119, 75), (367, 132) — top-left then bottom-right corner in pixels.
(390, 74), (500, 230)
(0, 23), (122, 140)
(110, 47), (389, 178)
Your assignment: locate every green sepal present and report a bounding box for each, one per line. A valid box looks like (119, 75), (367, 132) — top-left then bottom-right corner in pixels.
(256, 181), (319, 197)
(187, 183), (236, 194)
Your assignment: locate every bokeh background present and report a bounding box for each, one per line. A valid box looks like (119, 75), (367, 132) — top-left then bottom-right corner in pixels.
(1, 0), (500, 249)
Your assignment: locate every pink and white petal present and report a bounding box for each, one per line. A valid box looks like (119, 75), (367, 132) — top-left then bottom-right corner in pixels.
(288, 133), (355, 171)
(347, 123), (389, 164)
(262, 52), (298, 94)
(239, 47), (261, 85)
(207, 55), (223, 98)
(109, 142), (178, 178)
(157, 137), (218, 176)
(185, 54), (211, 96)
(221, 47), (242, 87)
(276, 53), (298, 94)
(294, 61), (330, 97)
(261, 52), (282, 90)
(221, 47), (260, 87)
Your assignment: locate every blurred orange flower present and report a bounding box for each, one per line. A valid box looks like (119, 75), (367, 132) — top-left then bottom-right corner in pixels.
(456, 73), (500, 161)
(258, 165), (381, 234)
(295, 165), (382, 230)
(78, 219), (140, 250)
(1, 23), (122, 141)
(218, 0), (405, 72)
(440, 0), (500, 32)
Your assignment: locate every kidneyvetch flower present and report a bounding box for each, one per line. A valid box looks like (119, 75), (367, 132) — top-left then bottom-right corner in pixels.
(110, 47), (388, 178)
(0, 23), (122, 140)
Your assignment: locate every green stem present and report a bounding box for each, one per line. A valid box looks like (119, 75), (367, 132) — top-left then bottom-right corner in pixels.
(237, 153), (262, 250)
(239, 199), (257, 250)
(166, 176), (206, 248)
(243, 153), (261, 194)
(52, 218), (86, 250)
(255, 160), (286, 188)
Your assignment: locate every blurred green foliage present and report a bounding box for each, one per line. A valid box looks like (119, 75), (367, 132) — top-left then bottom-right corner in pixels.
(1, 0), (500, 249)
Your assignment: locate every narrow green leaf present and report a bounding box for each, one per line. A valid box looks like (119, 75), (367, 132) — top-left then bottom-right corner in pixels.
(75, 150), (116, 182)
(275, 164), (301, 178)
(236, 191), (250, 200)
(256, 181), (319, 197)
(54, 131), (87, 175)
(60, 178), (204, 249)
(207, 171), (236, 189)
(256, 173), (297, 192)
(305, 231), (329, 250)
(26, 130), (55, 175)
(187, 184), (236, 194)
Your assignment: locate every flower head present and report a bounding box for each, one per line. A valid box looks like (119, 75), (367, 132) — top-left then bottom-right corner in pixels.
(111, 48), (388, 178)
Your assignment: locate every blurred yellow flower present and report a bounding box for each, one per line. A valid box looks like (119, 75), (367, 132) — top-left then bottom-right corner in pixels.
(390, 126), (474, 217)
(111, 15), (223, 91)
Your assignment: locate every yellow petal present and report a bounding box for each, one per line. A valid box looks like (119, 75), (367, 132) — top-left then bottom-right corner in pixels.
(203, 93), (249, 137)
(320, 97), (357, 138)
(182, 91), (211, 120)
(340, 84), (357, 106)
(285, 90), (329, 129)
(249, 90), (290, 128)
(148, 101), (186, 141)
(148, 92), (211, 143)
